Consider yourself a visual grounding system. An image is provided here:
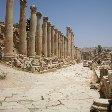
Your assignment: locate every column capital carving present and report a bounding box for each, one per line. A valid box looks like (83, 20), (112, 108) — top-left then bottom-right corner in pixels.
(36, 12), (42, 18)
(54, 29), (58, 34)
(51, 25), (54, 29)
(47, 22), (51, 27)
(58, 31), (61, 35)
(43, 17), (48, 22)
(20, 0), (27, 6)
(30, 5), (37, 13)
(66, 26), (71, 31)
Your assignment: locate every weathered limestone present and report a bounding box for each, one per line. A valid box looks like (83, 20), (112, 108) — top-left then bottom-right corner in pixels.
(19, 0), (27, 55)
(51, 25), (55, 57)
(4, 0), (14, 58)
(64, 37), (66, 58)
(71, 32), (74, 59)
(60, 33), (63, 58)
(58, 31), (61, 58)
(36, 12), (42, 56)
(47, 22), (51, 57)
(66, 27), (72, 58)
(28, 5), (37, 57)
(43, 17), (48, 57)
(54, 29), (58, 57)
(62, 35), (64, 58)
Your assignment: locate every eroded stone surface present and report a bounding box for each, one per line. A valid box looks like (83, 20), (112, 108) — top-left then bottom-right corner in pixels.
(0, 63), (99, 112)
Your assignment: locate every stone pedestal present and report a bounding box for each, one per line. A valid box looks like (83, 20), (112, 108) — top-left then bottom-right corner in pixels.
(43, 17), (48, 57)
(29, 5), (37, 57)
(19, 0), (27, 55)
(36, 12), (42, 56)
(51, 25), (55, 57)
(4, 0), (14, 58)
(47, 22), (51, 57)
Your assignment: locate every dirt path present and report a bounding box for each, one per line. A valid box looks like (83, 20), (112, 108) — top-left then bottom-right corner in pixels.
(0, 63), (99, 112)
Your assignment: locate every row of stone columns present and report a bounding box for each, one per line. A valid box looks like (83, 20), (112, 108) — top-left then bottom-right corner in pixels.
(4, 0), (80, 61)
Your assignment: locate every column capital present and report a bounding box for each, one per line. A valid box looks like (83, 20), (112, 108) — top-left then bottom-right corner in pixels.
(20, 0), (27, 6)
(66, 26), (71, 31)
(58, 31), (61, 35)
(51, 25), (54, 29)
(54, 28), (58, 33)
(47, 22), (51, 27)
(30, 5), (37, 13)
(36, 12), (42, 18)
(43, 17), (48, 22)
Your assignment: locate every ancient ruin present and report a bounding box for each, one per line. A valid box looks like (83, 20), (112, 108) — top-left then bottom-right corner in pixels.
(0, 0), (81, 73)
(0, 0), (112, 112)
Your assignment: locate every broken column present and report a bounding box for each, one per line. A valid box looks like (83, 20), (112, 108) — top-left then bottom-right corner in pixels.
(29, 5), (37, 57)
(47, 22), (51, 57)
(36, 12), (42, 56)
(43, 17), (48, 57)
(4, 0), (14, 58)
(19, 0), (27, 55)
(51, 25), (55, 57)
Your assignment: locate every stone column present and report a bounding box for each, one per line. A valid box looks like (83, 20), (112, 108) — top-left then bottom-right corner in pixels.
(47, 22), (51, 57)
(42, 17), (48, 57)
(60, 33), (62, 58)
(4, 0), (14, 58)
(54, 29), (58, 57)
(19, 0), (27, 55)
(36, 12), (42, 56)
(64, 37), (68, 58)
(28, 5), (37, 57)
(51, 25), (55, 57)
(58, 31), (61, 58)
(62, 35), (64, 58)
(66, 27), (71, 58)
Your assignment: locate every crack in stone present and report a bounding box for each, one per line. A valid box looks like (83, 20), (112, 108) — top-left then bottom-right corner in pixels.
(46, 100), (64, 109)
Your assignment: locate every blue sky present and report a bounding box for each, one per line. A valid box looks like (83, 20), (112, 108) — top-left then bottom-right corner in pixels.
(0, 0), (112, 48)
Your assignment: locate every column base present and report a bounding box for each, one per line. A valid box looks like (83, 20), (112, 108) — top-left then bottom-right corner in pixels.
(3, 53), (15, 61)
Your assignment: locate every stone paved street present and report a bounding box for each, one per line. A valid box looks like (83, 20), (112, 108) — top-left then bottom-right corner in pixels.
(0, 63), (99, 112)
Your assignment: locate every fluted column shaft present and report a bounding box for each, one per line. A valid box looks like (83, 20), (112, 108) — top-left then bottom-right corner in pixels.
(51, 26), (55, 57)
(64, 37), (66, 58)
(36, 12), (42, 56)
(58, 31), (61, 58)
(47, 22), (51, 57)
(29, 5), (37, 57)
(62, 35), (64, 58)
(4, 0), (14, 57)
(54, 29), (58, 57)
(42, 17), (48, 57)
(66, 27), (71, 58)
(19, 0), (27, 55)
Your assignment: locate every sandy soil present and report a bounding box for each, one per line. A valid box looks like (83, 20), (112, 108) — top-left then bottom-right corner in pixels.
(0, 63), (99, 112)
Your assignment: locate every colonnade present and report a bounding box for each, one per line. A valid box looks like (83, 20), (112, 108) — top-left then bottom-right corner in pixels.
(4, 0), (81, 61)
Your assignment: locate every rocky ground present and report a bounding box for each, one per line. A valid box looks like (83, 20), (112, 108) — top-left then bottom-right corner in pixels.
(0, 63), (99, 112)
